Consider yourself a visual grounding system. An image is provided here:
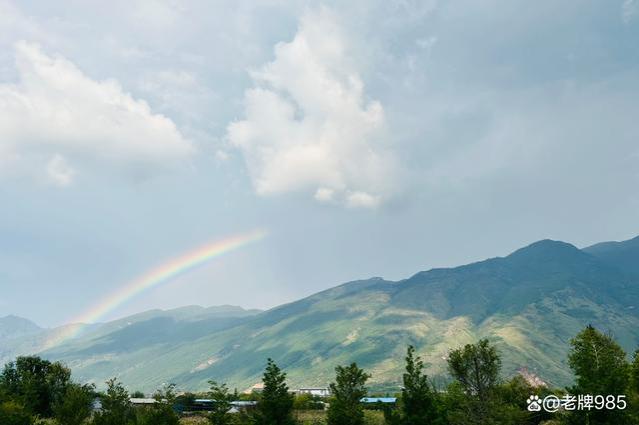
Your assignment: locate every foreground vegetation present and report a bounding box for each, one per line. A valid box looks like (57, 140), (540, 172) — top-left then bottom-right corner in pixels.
(2, 325), (639, 424)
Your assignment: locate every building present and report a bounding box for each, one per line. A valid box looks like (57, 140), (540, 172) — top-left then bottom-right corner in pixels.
(360, 397), (397, 404)
(297, 387), (331, 397)
(231, 400), (258, 413)
(130, 398), (157, 406)
(92, 397), (157, 413)
(187, 399), (257, 414)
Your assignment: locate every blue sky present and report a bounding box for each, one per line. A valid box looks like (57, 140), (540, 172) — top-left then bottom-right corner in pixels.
(1, 0), (638, 327)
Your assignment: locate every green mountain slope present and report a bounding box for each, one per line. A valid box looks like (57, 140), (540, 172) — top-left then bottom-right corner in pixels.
(584, 235), (639, 276)
(28, 237), (639, 393)
(0, 306), (260, 373)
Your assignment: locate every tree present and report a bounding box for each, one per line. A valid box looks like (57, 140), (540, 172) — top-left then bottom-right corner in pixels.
(494, 376), (539, 425)
(629, 349), (639, 394)
(293, 393), (324, 410)
(0, 401), (32, 425)
(208, 381), (233, 425)
(327, 362), (370, 425)
(399, 345), (439, 425)
(566, 325), (630, 425)
(256, 358), (294, 425)
(447, 339), (501, 424)
(93, 378), (136, 425)
(137, 383), (180, 425)
(569, 325), (629, 395)
(175, 392), (197, 414)
(0, 356), (71, 417)
(630, 350), (639, 425)
(53, 383), (95, 425)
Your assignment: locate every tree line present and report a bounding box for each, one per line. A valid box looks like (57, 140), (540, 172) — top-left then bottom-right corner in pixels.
(2, 324), (639, 424)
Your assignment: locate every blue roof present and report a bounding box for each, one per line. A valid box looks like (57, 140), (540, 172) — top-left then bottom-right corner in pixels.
(361, 397), (397, 403)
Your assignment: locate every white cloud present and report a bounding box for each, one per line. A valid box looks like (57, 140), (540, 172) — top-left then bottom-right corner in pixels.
(46, 154), (75, 187)
(623, 0), (638, 23)
(227, 8), (395, 208)
(314, 187), (334, 203)
(0, 42), (193, 182)
(345, 191), (381, 209)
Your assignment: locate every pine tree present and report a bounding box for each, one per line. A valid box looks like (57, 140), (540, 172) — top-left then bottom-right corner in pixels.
(401, 345), (438, 425)
(257, 358), (294, 425)
(327, 362), (370, 425)
(208, 381), (233, 425)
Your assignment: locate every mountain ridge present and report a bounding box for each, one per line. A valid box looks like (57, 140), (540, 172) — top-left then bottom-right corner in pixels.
(0, 315), (42, 340)
(584, 235), (639, 277)
(3, 235), (639, 393)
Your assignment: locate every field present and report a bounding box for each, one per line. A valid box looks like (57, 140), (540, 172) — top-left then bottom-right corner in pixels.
(179, 415), (209, 424)
(295, 410), (385, 425)
(177, 410), (386, 425)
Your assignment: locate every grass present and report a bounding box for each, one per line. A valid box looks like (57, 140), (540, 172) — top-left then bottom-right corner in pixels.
(180, 416), (209, 424)
(293, 410), (385, 425)
(178, 410), (386, 425)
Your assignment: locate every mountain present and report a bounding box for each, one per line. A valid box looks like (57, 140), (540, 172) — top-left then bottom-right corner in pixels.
(0, 315), (41, 340)
(4, 237), (638, 392)
(0, 306), (260, 371)
(0, 315), (46, 365)
(584, 235), (639, 276)
(9, 237), (631, 393)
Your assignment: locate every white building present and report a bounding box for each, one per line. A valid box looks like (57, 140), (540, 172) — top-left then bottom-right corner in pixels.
(130, 398), (157, 406)
(297, 387), (330, 397)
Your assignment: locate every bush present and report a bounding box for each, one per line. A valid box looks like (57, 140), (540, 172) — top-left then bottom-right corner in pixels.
(0, 401), (33, 425)
(53, 383), (94, 425)
(293, 394), (324, 411)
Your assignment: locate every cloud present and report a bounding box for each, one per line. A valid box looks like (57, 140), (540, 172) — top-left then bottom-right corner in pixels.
(0, 42), (193, 183)
(46, 154), (75, 187)
(227, 8), (395, 208)
(623, 0), (638, 23)
(345, 191), (381, 209)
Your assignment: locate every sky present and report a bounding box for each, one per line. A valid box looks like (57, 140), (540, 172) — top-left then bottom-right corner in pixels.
(1, 0), (638, 327)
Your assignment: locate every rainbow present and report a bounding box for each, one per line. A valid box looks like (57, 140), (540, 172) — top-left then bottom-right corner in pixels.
(44, 228), (268, 349)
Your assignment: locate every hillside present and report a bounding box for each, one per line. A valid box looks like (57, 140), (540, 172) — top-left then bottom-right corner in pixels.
(584, 235), (639, 277)
(0, 315), (46, 365)
(0, 306), (260, 370)
(0, 315), (41, 340)
(12, 236), (633, 393)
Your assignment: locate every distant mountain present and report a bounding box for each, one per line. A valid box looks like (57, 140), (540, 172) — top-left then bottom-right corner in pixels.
(584, 235), (639, 276)
(0, 315), (41, 340)
(0, 306), (260, 371)
(5, 237), (639, 393)
(0, 315), (45, 366)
